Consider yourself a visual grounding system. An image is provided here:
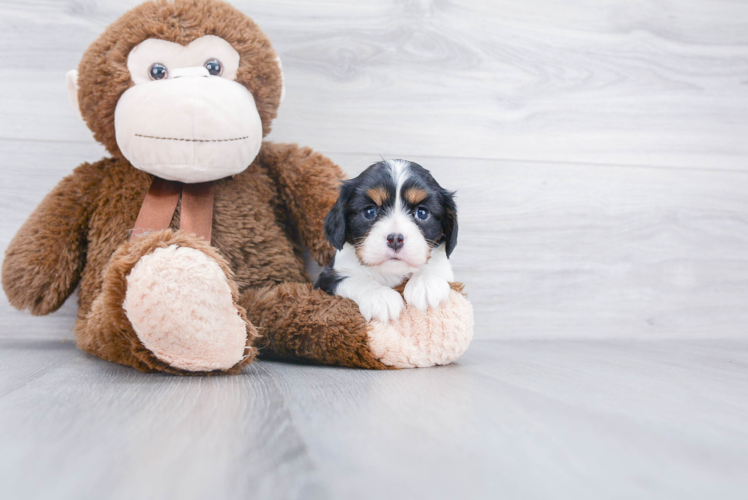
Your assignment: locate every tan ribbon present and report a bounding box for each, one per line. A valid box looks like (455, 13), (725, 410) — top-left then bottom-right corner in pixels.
(131, 177), (215, 242)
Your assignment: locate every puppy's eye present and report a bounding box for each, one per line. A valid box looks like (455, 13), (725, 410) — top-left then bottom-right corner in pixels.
(416, 207), (429, 220)
(205, 59), (223, 76)
(363, 207), (377, 220)
(149, 63), (168, 80)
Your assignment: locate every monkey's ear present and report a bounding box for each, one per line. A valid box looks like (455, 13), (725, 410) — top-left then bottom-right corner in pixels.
(276, 57), (286, 104)
(66, 70), (83, 121)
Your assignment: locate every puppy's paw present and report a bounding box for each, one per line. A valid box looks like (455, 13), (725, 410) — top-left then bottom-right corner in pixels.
(404, 275), (451, 311)
(357, 286), (405, 323)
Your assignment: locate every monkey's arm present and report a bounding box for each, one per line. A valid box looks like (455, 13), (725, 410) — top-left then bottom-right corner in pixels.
(2, 162), (105, 315)
(259, 142), (343, 265)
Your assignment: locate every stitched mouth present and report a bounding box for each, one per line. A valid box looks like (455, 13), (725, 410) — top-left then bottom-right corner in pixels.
(135, 134), (248, 143)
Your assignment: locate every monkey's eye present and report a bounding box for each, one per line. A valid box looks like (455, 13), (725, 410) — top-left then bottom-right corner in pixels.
(416, 207), (429, 220)
(149, 63), (168, 81)
(363, 207), (377, 220)
(205, 59), (223, 76)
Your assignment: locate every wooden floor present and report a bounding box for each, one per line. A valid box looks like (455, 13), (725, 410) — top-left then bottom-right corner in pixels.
(1, 0), (748, 498)
(1, 338), (747, 500)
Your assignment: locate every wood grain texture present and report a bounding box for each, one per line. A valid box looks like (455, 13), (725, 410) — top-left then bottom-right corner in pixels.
(331, 153), (748, 340)
(1, 339), (747, 499)
(1, 0), (748, 169)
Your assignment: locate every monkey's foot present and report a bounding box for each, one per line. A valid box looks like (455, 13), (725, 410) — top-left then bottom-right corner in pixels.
(123, 242), (250, 372)
(366, 284), (474, 368)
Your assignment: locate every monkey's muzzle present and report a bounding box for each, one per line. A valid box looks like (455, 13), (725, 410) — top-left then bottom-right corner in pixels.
(114, 70), (263, 183)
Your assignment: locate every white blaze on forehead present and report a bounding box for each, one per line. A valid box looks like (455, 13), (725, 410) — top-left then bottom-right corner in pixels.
(386, 159), (412, 212)
(356, 159), (429, 270)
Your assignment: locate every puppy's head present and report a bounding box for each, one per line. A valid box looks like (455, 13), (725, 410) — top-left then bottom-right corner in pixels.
(325, 159), (458, 275)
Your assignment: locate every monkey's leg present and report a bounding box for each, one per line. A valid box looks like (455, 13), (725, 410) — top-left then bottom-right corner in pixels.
(77, 230), (257, 375)
(242, 282), (474, 369)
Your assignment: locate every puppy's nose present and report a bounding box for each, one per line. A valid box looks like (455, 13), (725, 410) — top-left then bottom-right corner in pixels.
(386, 233), (404, 251)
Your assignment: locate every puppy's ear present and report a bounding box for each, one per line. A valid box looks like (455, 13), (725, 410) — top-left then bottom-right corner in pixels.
(324, 181), (354, 250)
(441, 189), (458, 257)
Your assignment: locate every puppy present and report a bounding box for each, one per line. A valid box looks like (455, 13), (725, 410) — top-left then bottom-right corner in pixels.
(315, 159), (458, 322)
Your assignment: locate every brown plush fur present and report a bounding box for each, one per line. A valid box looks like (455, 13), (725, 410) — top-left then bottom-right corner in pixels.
(243, 284), (388, 370)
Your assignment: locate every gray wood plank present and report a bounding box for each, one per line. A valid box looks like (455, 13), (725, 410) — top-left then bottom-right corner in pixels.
(0, 339), (327, 500)
(1, 339), (747, 499)
(0, 0), (747, 170)
(346, 154), (748, 340)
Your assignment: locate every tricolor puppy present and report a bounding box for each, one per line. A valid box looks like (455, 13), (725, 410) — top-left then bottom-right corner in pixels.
(315, 159), (458, 322)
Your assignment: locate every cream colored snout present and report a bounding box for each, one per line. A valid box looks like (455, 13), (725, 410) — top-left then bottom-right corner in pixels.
(113, 69), (263, 183)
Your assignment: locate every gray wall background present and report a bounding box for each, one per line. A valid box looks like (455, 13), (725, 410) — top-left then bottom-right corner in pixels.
(1, 0), (747, 340)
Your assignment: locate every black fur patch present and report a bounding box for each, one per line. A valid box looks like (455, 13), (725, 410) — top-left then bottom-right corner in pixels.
(314, 255), (346, 294)
(324, 162), (397, 249)
(400, 162), (458, 256)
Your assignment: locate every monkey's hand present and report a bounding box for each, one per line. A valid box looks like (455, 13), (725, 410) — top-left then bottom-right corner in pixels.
(2, 162), (104, 315)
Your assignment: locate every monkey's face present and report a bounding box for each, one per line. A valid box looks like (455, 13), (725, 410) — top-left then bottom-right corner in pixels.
(110, 36), (263, 183)
(69, 0), (285, 183)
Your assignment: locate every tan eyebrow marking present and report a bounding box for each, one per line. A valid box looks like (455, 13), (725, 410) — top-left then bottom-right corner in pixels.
(404, 187), (428, 205)
(366, 187), (389, 206)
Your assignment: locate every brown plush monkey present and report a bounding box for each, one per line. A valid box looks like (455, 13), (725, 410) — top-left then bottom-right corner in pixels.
(2, 0), (473, 375)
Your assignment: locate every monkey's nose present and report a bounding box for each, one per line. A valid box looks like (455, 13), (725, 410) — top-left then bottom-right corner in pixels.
(170, 66), (210, 78)
(386, 233), (404, 251)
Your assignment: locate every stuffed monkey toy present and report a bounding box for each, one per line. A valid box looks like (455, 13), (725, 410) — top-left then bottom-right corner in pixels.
(2, 0), (473, 375)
